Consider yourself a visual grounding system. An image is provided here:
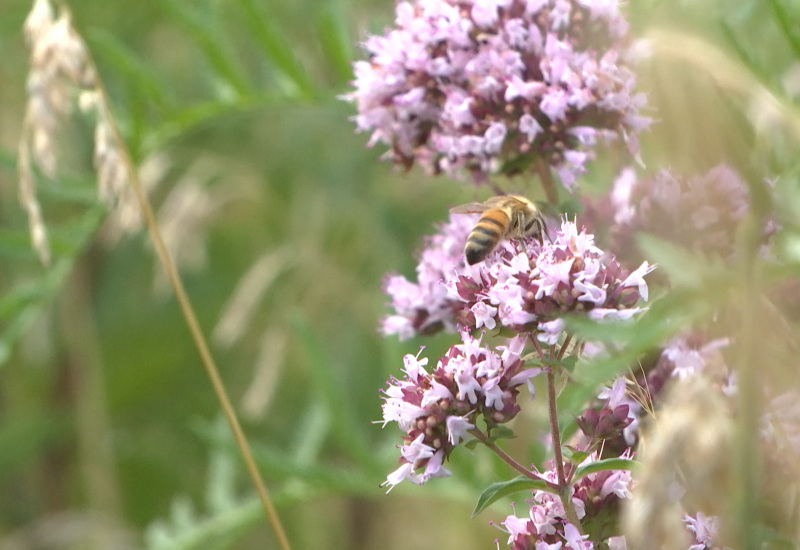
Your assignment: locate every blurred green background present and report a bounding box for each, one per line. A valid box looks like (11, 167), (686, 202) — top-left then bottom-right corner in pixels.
(0, 0), (799, 548)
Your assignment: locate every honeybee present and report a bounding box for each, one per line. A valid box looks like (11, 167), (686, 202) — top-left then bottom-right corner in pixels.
(450, 195), (545, 265)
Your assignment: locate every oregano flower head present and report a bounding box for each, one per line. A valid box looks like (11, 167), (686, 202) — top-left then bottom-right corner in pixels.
(346, 0), (651, 188)
(383, 215), (654, 344)
(380, 332), (540, 491)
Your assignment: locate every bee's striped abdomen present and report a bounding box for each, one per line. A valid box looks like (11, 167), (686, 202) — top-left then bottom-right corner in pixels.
(464, 210), (509, 265)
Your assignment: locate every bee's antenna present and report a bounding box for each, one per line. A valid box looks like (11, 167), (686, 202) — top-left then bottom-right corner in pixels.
(489, 182), (505, 196)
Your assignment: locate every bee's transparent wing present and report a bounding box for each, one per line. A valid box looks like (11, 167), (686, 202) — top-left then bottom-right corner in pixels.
(450, 202), (490, 214)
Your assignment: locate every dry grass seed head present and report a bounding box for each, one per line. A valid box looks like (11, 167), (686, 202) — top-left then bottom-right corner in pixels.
(623, 375), (733, 549)
(19, 0), (140, 265)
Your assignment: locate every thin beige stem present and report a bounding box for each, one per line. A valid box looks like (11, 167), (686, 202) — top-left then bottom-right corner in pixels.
(86, 48), (291, 550)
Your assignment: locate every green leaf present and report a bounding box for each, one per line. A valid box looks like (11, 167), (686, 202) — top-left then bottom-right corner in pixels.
(636, 234), (733, 291)
(235, 0), (317, 99)
(253, 443), (377, 495)
(0, 256), (75, 368)
(719, 20), (765, 82)
(148, 96), (289, 152)
(291, 398), (332, 466)
(160, 0), (251, 98)
(0, 194), (104, 368)
(36, 174), (100, 205)
(0, 411), (72, 480)
(472, 475), (556, 517)
(290, 312), (374, 467)
(562, 446), (590, 466)
(0, 280), (43, 321)
(146, 497), (262, 550)
(572, 458), (639, 484)
(0, 229), (42, 262)
(564, 284), (710, 353)
(487, 425), (516, 442)
(0, 147), (16, 171)
(750, 524), (798, 548)
(559, 417), (580, 451)
(499, 153), (536, 178)
(88, 30), (173, 112)
(539, 354), (578, 372)
(314, 0), (354, 85)
(768, 0), (800, 59)
(558, 196), (584, 219)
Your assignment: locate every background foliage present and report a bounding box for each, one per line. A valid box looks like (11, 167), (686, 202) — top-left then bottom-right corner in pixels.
(0, 0), (799, 548)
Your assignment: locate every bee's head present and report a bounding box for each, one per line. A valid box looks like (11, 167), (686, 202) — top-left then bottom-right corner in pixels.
(521, 204), (544, 237)
(522, 216), (539, 232)
(507, 198), (544, 241)
(521, 206), (547, 247)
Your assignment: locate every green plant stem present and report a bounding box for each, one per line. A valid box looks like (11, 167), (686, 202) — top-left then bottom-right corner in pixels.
(530, 335), (584, 533)
(83, 40), (292, 550)
(556, 333), (573, 361)
(61, 257), (122, 548)
(732, 232), (763, 549)
(469, 428), (540, 480)
(544, 370), (566, 487)
(546, 368), (584, 531)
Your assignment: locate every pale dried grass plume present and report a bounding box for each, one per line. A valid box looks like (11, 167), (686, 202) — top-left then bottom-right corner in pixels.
(241, 329), (288, 420)
(152, 177), (216, 294)
(212, 249), (293, 348)
(623, 376), (733, 549)
(18, 0), (140, 265)
(101, 152), (169, 246)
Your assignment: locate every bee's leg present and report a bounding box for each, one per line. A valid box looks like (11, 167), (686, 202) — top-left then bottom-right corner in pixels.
(539, 218), (551, 245)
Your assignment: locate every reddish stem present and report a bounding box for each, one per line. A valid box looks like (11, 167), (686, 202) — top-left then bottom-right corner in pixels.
(469, 428), (548, 483)
(529, 333), (584, 532)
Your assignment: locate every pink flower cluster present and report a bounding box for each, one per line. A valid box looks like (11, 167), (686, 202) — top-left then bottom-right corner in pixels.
(346, 0), (650, 187)
(582, 164), (776, 266)
(380, 332), (540, 491)
(684, 513), (721, 550)
(451, 218), (652, 342)
(499, 452), (634, 549)
(578, 377), (638, 451)
(576, 334), (733, 457)
(383, 214), (653, 344)
(498, 452), (726, 550)
(382, 213), (477, 339)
